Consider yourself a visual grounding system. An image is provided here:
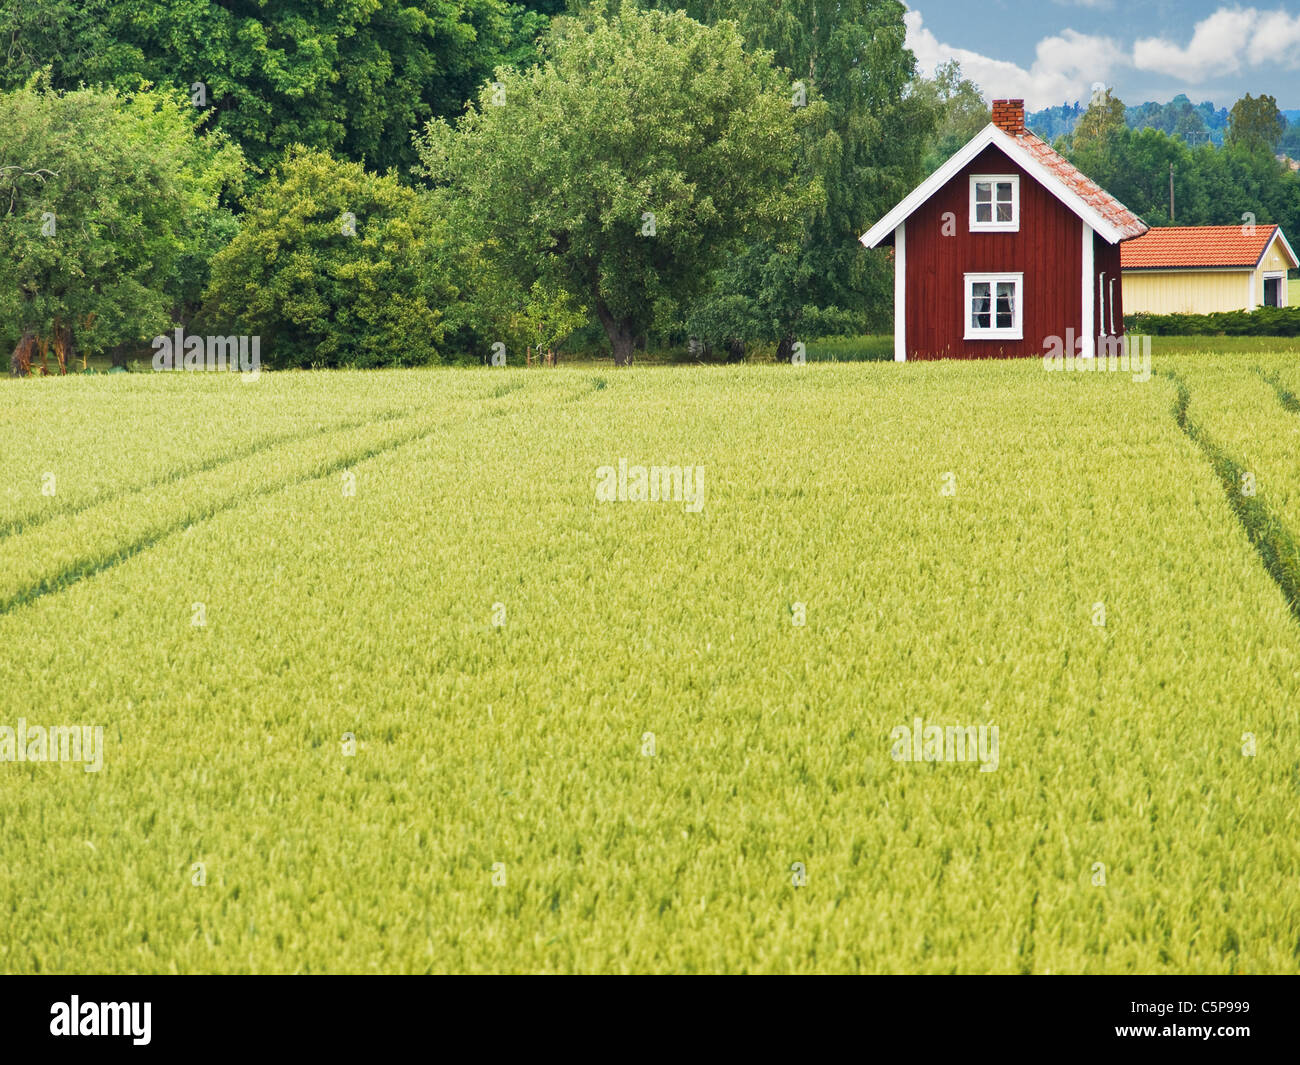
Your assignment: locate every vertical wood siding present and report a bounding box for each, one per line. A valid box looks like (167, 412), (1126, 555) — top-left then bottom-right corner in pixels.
(903, 145), (1085, 359)
(1095, 233), (1124, 340)
(1120, 270), (1254, 314)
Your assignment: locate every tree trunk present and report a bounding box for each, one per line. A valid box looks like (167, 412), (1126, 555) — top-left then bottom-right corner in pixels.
(52, 320), (75, 374)
(775, 333), (796, 364)
(595, 301), (636, 366)
(725, 338), (746, 363)
(10, 330), (35, 376)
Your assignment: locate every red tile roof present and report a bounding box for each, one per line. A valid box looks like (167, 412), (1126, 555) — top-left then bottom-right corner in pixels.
(1013, 130), (1149, 241)
(1120, 225), (1280, 269)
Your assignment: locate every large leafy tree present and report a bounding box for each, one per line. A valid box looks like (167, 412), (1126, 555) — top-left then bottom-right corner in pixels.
(913, 60), (986, 175)
(203, 147), (458, 368)
(416, 6), (820, 365)
(0, 0), (550, 174)
(1227, 93), (1287, 155)
(635, 0), (934, 351)
(0, 79), (243, 373)
(1070, 87), (1127, 172)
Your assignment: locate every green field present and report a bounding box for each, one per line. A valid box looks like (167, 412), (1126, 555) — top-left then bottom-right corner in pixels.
(2, 355), (1299, 974)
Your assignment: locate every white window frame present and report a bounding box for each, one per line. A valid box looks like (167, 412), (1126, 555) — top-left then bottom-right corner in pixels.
(964, 272), (1024, 340)
(969, 174), (1020, 232)
(1263, 270), (1288, 308)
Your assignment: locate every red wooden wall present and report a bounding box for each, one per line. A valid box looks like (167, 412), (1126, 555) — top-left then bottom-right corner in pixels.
(902, 145), (1114, 359)
(1094, 232), (1123, 343)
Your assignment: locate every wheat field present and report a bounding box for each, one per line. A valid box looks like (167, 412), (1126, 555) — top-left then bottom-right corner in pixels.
(1, 355), (1297, 973)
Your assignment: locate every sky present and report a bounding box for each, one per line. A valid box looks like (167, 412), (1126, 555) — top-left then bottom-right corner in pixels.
(905, 2), (1300, 111)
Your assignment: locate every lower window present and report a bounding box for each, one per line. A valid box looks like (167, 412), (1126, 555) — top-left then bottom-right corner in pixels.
(964, 272), (1023, 340)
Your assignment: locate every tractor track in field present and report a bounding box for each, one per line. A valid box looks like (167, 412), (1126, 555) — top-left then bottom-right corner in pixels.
(0, 405), (417, 542)
(0, 382), (555, 620)
(0, 417), (448, 619)
(1165, 370), (1300, 626)
(1256, 367), (1300, 414)
(558, 374), (609, 407)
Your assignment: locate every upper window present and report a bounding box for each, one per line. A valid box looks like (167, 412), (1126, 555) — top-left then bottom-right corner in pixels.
(969, 174), (1019, 232)
(964, 272), (1023, 340)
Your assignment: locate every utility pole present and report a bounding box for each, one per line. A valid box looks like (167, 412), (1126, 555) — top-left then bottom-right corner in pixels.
(1169, 163), (1175, 222)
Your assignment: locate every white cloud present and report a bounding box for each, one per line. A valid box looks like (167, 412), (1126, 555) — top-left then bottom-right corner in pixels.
(1246, 9), (1300, 66)
(1133, 7), (1300, 81)
(1133, 8), (1257, 80)
(905, 10), (1125, 109)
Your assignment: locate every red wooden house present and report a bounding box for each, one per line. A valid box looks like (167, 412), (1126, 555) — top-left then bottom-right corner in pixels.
(860, 100), (1149, 361)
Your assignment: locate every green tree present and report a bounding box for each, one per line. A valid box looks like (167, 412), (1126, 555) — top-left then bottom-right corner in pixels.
(509, 279), (588, 363)
(1063, 88), (1131, 205)
(1168, 97), (1210, 146)
(416, 6), (819, 365)
(1071, 88), (1127, 163)
(0, 0), (549, 174)
(0, 79), (243, 373)
(1062, 119), (1300, 244)
(1100, 126), (1188, 226)
(1185, 139), (1300, 239)
(1227, 93), (1287, 155)
(1280, 121), (1300, 162)
(914, 60), (987, 174)
(0, 1), (110, 80)
(203, 148), (456, 368)
(631, 0), (932, 352)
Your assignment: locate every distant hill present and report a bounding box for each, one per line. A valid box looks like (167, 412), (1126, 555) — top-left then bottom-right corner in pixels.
(1027, 94), (1231, 146)
(1028, 97), (1300, 155)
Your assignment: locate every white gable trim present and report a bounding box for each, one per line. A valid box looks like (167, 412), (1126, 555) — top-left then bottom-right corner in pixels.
(861, 126), (1002, 249)
(1257, 226), (1300, 269)
(860, 124), (1130, 249)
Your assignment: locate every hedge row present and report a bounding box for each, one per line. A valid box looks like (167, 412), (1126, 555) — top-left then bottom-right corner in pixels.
(1124, 306), (1300, 336)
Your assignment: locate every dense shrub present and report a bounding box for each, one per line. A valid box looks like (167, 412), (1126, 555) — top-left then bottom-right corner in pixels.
(202, 148), (457, 368)
(1, 81), (242, 372)
(1125, 307), (1300, 336)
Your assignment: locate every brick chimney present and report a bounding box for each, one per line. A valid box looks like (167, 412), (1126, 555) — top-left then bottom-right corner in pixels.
(992, 99), (1025, 135)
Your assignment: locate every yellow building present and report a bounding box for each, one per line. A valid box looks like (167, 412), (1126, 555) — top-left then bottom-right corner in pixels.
(1120, 224), (1297, 314)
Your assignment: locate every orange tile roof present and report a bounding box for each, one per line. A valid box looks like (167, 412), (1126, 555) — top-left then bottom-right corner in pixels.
(1014, 130), (1149, 241)
(1120, 225), (1280, 269)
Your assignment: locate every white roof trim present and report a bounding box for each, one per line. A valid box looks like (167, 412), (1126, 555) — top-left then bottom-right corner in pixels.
(1259, 226), (1299, 269)
(860, 123), (1130, 249)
